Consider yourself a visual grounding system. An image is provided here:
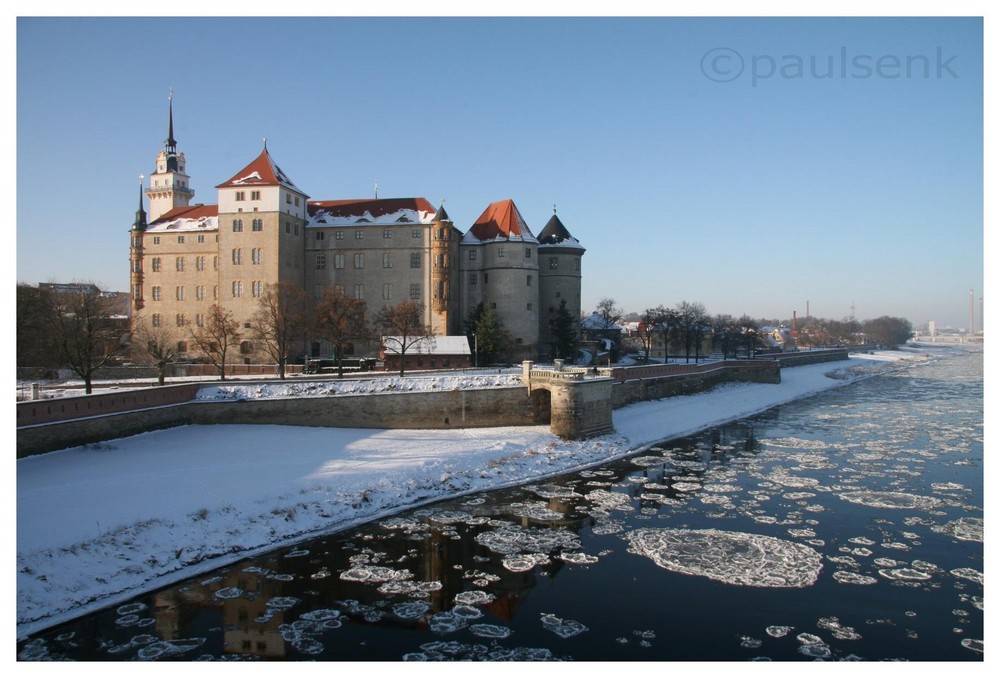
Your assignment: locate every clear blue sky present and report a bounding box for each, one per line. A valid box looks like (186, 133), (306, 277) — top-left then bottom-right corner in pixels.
(15, 14), (986, 329)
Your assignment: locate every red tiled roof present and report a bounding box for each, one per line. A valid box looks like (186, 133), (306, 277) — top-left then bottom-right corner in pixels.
(150, 203), (219, 225)
(468, 199), (534, 241)
(307, 197), (436, 219)
(216, 148), (302, 193)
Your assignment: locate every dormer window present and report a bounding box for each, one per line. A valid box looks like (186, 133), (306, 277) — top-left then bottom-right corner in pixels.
(396, 215), (411, 223)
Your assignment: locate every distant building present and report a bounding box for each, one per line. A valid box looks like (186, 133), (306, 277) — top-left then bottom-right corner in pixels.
(129, 98), (585, 367)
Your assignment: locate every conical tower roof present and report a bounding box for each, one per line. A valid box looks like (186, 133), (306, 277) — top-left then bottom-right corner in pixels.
(466, 199), (536, 242)
(537, 211), (585, 251)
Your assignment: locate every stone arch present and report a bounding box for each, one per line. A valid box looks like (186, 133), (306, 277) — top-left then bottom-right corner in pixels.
(529, 387), (552, 425)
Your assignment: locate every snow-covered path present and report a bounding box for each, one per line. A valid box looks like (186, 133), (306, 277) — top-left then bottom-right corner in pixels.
(16, 351), (924, 638)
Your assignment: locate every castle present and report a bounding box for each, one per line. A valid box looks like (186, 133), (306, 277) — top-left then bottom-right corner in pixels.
(129, 99), (585, 365)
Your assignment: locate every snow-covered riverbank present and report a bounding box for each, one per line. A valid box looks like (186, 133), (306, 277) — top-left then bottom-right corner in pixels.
(16, 349), (942, 639)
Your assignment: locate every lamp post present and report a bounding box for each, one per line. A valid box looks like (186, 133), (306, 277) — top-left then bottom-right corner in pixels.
(473, 333), (478, 369)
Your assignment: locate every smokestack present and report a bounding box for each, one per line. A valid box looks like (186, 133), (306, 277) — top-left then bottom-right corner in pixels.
(792, 311), (797, 332)
(970, 289), (974, 335)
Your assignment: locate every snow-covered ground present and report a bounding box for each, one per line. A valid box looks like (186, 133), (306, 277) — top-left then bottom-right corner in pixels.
(15, 349), (937, 639)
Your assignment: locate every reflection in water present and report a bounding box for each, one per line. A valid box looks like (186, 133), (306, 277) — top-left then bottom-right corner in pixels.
(18, 350), (983, 661)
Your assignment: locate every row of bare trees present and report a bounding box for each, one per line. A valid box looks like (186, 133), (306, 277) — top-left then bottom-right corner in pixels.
(133, 282), (434, 381)
(18, 281), (436, 390)
(633, 302), (765, 362)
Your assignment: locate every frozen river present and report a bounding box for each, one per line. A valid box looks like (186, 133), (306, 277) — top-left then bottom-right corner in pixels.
(18, 349), (983, 661)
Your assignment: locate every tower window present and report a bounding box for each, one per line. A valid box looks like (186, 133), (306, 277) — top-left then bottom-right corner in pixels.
(235, 191), (245, 201)
(233, 219), (243, 232)
(410, 253), (421, 268)
(525, 248), (532, 259)
(251, 190), (260, 200)
(252, 219), (262, 232)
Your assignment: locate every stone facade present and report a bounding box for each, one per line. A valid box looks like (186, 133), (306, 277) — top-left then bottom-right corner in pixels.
(129, 102), (584, 364)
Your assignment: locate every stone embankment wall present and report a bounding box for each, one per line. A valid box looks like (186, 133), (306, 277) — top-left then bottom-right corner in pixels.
(17, 350), (851, 457)
(610, 360), (780, 408)
(16, 387), (538, 458)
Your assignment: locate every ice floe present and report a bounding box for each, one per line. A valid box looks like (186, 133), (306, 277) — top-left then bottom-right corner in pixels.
(625, 528), (823, 588)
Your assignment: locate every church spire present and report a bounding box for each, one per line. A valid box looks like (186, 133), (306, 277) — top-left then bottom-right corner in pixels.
(133, 175), (147, 231)
(147, 91), (194, 222)
(165, 90), (177, 151)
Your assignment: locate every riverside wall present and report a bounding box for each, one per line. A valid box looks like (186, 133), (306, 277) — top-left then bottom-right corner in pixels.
(16, 350), (850, 458)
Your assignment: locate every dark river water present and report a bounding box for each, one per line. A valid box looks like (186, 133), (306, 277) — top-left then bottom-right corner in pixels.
(18, 348), (984, 661)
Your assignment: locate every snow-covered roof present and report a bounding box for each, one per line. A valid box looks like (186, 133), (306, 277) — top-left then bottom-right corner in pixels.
(216, 148), (305, 196)
(307, 198), (436, 227)
(146, 204), (219, 232)
(464, 199), (537, 244)
(537, 213), (585, 251)
(581, 313), (622, 331)
(382, 336), (471, 356)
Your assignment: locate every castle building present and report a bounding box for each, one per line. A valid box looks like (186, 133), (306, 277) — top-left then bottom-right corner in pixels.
(129, 100), (584, 365)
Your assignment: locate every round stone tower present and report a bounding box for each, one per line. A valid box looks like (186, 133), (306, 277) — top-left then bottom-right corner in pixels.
(536, 208), (585, 362)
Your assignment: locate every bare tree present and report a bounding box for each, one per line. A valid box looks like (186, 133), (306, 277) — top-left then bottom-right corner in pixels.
(313, 287), (370, 377)
(676, 301), (710, 363)
(251, 281), (309, 379)
(46, 286), (128, 394)
(594, 297), (623, 330)
(374, 300), (433, 377)
(738, 315), (763, 358)
(131, 315), (176, 385)
(189, 304), (242, 381)
(637, 307), (664, 361)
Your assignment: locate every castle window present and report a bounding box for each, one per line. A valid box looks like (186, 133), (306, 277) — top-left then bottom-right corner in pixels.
(252, 219), (263, 232)
(469, 250), (477, 261)
(315, 231), (325, 241)
(252, 281), (263, 297)
(383, 283), (393, 300)
(177, 341), (188, 353)
(196, 286), (205, 301)
(527, 302), (533, 311)
(396, 215), (411, 223)
(151, 257), (161, 272)
(153, 236), (160, 244)
(383, 229), (392, 239)
(285, 222), (290, 234)
(574, 259), (580, 271)
(294, 224), (299, 236)
(176, 286), (184, 301)
(196, 256), (206, 271)
(549, 257), (558, 270)
(527, 275), (533, 286)
(240, 341), (254, 354)
(409, 284), (421, 300)
(383, 252), (392, 268)
(235, 191), (245, 201)
(355, 230), (364, 239)
(232, 281), (243, 298)
(197, 235), (205, 243)
(232, 249), (243, 265)
(484, 273), (489, 284)
(196, 314), (204, 327)
(176, 257), (185, 272)
(213, 286), (218, 300)
(316, 254), (326, 270)
(233, 219), (243, 232)
(177, 235), (185, 243)
(176, 314), (186, 327)
(152, 313), (161, 327)
(294, 196), (300, 206)
(497, 248), (505, 258)
(152, 286), (161, 301)
(412, 229), (421, 238)
(335, 231), (344, 240)
(251, 190), (260, 200)
(469, 273), (478, 285)
(354, 253), (364, 269)
(525, 248), (532, 259)
(334, 253), (345, 269)
(410, 253), (421, 269)
(252, 248), (263, 265)
(286, 193), (292, 204)
(354, 284), (364, 299)
(213, 256), (219, 271)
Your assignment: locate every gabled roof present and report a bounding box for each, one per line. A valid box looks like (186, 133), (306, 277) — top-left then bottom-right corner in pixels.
(465, 199), (537, 243)
(216, 148), (305, 195)
(537, 212), (585, 251)
(307, 197), (437, 226)
(147, 203), (219, 232)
